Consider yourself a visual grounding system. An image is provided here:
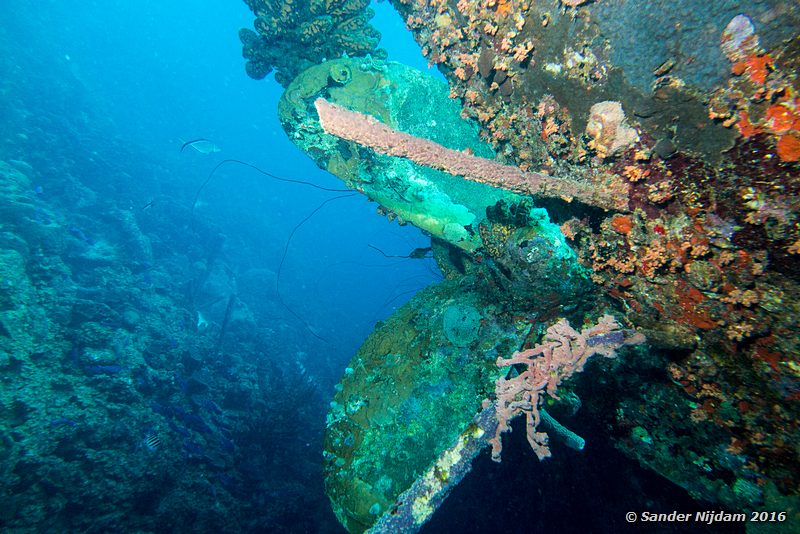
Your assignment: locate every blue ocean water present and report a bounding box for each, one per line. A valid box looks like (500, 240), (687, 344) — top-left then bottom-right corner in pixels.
(2, 2), (785, 533)
(1, 1), (443, 531)
(3, 2), (443, 363)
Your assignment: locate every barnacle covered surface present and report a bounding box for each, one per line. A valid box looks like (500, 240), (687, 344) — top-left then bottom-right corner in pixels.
(388, 0), (800, 516)
(239, 0), (386, 86)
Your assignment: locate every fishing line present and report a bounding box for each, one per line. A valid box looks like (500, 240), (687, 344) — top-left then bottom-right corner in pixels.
(325, 259), (415, 270)
(275, 192), (358, 343)
(372, 286), (429, 318)
(181, 138), (214, 152)
(185, 154), (436, 343)
(190, 158), (351, 230)
(367, 244), (406, 258)
(185, 151), (356, 342)
(364, 262), (444, 324)
(367, 244), (432, 259)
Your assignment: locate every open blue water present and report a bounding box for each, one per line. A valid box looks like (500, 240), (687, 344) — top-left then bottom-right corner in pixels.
(3, 0), (441, 351)
(1, 2), (446, 531)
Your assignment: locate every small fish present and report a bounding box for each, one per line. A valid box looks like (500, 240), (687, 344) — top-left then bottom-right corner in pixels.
(180, 138), (221, 154)
(51, 417), (78, 428)
(140, 199), (155, 210)
(69, 225), (95, 245)
(144, 431), (161, 452)
(409, 247), (432, 259)
(84, 364), (122, 375)
(653, 58), (676, 77)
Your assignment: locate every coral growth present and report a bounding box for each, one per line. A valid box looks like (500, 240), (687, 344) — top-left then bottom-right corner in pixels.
(584, 101), (639, 159)
(239, 0), (385, 86)
(0, 159), (328, 532)
(383, 0), (800, 516)
(709, 14), (800, 163)
(314, 97), (628, 210)
(491, 315), (640, 461)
